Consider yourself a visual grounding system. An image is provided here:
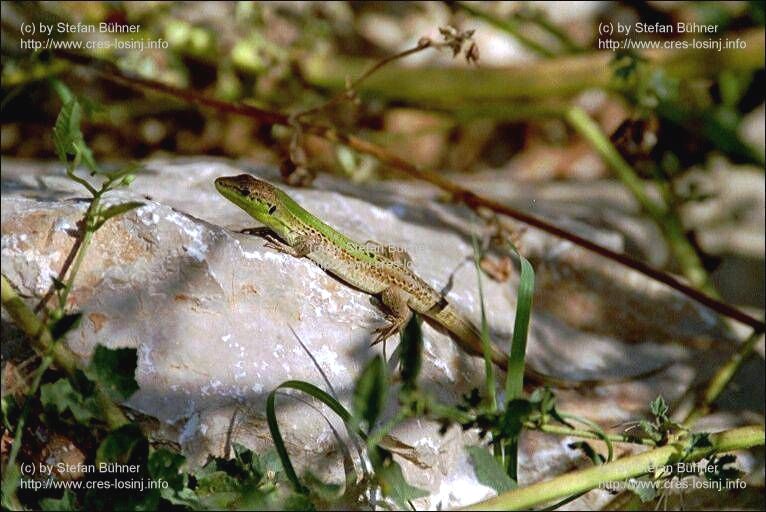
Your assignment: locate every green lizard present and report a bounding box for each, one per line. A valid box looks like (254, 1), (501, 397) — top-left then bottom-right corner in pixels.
(215, 174), (663, 389)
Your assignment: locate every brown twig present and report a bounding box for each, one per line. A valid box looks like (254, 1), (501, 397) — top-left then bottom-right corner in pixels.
(49, 49), (765, 333)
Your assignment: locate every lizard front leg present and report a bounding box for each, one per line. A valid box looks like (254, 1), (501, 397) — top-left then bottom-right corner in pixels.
(371, 287), (413, 346)
(240, 227), (312, 258)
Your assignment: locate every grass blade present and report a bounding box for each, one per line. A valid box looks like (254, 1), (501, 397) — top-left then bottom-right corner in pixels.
(266, 380), (355, 493)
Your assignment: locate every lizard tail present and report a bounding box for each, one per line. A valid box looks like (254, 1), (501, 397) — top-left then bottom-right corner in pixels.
(424, 304), (509, 371)
(423, 304), (670, 389)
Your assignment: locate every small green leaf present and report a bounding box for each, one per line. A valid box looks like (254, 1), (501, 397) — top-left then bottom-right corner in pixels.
(94, 201), (144, 229)
(95, 423), (147, 466)
(1, 464), (21, 510)
(1, 395), (20, 431)
(40, 378), (99, 424)
(84, 345), (139, 401)
(303, 472), (344, 501)
(148, 448), (187, 491)
(352, 356), (387, 432)
(39, 490), (77, 511)
(103, 162), (142, 183)
(650, 395), (668, 419)
(52, 100), (98, 174)
(370, 447), (428, 509)
(50, 312), (82, 340)
(627, 478), (657, 502)
(467, 446), (517, 493)
(399, 315), (422, 389)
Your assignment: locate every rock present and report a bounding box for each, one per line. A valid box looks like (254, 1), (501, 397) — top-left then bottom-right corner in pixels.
(0, 158), (749, 509)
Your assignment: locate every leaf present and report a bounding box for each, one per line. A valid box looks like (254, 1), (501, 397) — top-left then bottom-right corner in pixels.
(369, 447), (428, 509)
(95, 423), (148, 467)
(627, 478), (657, 503)
(1, 464), (20, 510)
(94, 201), (144, 229)
(148, 448), (187, 492)
(505, 246), (535, 401)
(303, 472), (344, 501)
(398, 314), (422, 389)
(650, 395), (668, 419)
(498, 399), (534, 441)
(266, 380), (354, 495)
(39, 490), (77, 511)
(40, 379), (99, 424)
(84, 345), (139, 401)
(51, 96), (98, 174)
(467, 446), (517, 493)
(352, 356), (387, 432)
(1, 395), (20, 431)
(49, 312), (82, 340)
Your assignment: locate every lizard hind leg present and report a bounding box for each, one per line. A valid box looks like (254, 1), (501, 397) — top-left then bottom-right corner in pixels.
(370, 287), (413, 346)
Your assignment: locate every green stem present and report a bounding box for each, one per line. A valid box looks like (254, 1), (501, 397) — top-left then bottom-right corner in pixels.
(1, 276), (129, 429)
(532, 422), (656, 447)
(454, 1), (556, 58)
(683, 331), (763, 426)
(463, 425), (765, 511)
(565, 106), (715, 294)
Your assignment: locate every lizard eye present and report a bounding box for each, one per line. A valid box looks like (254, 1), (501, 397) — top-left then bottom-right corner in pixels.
(267, 205), (277, 215)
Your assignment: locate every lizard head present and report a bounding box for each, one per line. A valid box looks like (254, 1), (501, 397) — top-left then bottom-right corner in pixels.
(215, 174), (291, 233)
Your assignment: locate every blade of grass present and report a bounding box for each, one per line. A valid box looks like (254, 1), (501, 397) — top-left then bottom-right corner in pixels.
(471, 236), (496, 412)
(504, 246), (534, 400)
(503, 245), (535, 481)
(266, 380), (356, 494)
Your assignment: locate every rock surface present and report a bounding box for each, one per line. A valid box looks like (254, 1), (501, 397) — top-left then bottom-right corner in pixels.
(1, 158), (760, 509)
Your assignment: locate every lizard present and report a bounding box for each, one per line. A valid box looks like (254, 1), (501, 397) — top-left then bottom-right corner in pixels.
(215, 174), (666, 389)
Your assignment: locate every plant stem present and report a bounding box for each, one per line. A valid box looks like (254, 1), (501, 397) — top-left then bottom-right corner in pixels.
(683, 331), (763, 426)
(565, 106), (716, 295)
(454, 1), (556, 58)
(1, 276), (129, 429)
(532, 422), (656, 447)
(463, 425), (765, 511)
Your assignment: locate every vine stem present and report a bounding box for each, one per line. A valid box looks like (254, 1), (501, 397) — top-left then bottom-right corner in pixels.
(462, 425), (765, 511)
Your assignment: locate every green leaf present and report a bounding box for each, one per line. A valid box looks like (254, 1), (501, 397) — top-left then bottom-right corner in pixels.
(103, 162), (142, 183)
(1, 395), (20, 431)
(352, 356), (387, 432)
(84, 345), (139, 401)
(51, 95), (98, 174)
(1, 464), (21, 510)
(266, 380), (354, 495)
(50, 312), (82, 340)
(467, 446), (517, 493)
(303, 472), (344, 501)
(40, 378), (99, 424)
(94, 201), (144, 229)
(627, 478), (657, 502)
(370, 447), (428, 509)
(148, 448), (187, 492)
(95, 423), (148, 467)
(39, 490), (77, 511)
(399, 315), (423, 389)
(650, 395), (669, 419)
(505, 246), (535, 401)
